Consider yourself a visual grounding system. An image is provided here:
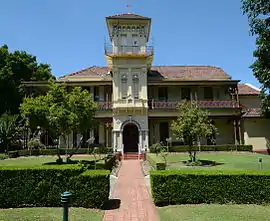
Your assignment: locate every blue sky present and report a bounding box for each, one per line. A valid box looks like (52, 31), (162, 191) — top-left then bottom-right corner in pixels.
(0, 0), (259, 87)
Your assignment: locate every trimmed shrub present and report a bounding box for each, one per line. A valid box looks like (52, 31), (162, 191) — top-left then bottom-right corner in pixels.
(150, 170), (270, 206)
(168, 144), (253, 152)
(0, 166), (109, 208)
(147, 153), (166, 170)
(68, 170), (110, 208)
(0, 154), (8, 160)
(80, 154), (117, 171)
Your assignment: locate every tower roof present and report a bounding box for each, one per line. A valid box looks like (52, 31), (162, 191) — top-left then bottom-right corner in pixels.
(106, 13), (150, 20)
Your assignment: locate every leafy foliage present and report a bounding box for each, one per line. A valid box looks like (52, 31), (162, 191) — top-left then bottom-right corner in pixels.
(0, 167), (109, 208)
(151, 169), (270, 206)
(168, 144), (253, 152)
(150, 142), (169, 165)
(171, 101), (217, 162)
(20, 82), (98, 159)
(242, 0), (270, 116)
(0, 114), (20, 152)
(0, 45), (54, 115)
(146, 153), (167, 170)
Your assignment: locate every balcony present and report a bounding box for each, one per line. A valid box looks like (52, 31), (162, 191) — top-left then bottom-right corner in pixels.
(104, 44), (154, 57)
(148, 100), (239, 110)
(97, 101), (112, 110)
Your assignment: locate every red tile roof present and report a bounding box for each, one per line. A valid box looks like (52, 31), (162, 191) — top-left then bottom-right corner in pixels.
(149, 66), (231, 80)
(60, 65), (232, 81)
(106, 13), (150, 20)
(238, 84), (260, 95)
(60, 66), (109, 78)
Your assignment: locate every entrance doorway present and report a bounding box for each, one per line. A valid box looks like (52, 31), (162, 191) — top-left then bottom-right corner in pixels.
(123, 124), (139, 153)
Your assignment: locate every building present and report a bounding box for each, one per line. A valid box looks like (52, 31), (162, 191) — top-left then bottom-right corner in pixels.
(39, 13), (270, 154)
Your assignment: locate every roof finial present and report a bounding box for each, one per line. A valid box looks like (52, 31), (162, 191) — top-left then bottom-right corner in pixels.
(126, 0), (132, 14)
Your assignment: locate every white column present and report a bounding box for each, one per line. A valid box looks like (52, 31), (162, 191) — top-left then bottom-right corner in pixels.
(119, 132), (123, 154)
(113, 131), (117, 152)
(145, 130), (149, 152)
(139, 131), (143, 154)
(77, 133), (83, 146)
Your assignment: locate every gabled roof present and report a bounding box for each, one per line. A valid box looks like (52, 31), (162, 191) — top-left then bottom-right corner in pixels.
(59, 65), (232, 81)
(106, 13), (150, 20)
(238, 83), (260, 95)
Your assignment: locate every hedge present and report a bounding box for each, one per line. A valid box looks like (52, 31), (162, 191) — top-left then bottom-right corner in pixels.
(0, 166), (110, 208)
(81, 154), (117, 171)
(15, 147), (113, 157)
(146, 153), (166, 170)
(168, 144), (253, 152)
(150, 170), (270, 206)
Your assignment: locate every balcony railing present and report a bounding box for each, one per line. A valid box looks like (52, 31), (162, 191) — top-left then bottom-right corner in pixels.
(148, 100), (238, 110)
(97, 101), (112, 110)
(105, 44), (154, 56)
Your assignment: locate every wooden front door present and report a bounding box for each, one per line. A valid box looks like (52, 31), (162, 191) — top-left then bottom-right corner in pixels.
(123, 124), (139, 153)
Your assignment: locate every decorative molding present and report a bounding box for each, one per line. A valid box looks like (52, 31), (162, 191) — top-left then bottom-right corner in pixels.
(120, 119), (141, 131)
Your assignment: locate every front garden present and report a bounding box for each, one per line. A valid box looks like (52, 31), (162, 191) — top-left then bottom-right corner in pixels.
(147, 150), (270, 220)
(0, 152), (117, 220)
(145, 101), (270, 220)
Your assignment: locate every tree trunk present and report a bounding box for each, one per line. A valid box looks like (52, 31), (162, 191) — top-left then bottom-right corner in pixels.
(56, 135), (64, 161)
(188, 145), (197, 162)
(67, 135), (84, 159)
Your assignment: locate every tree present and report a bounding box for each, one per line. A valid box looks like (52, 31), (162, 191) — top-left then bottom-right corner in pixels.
(171, 101), (217, 162)
(242, 0), (270, 116)
(20, 81), (98, 161)
(0, 114), (20, 152)
(0, 45), (55, 116)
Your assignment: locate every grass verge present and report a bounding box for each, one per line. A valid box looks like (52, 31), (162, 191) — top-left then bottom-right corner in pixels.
(0, 207), (104, 221)
(158, 204), (270, 221)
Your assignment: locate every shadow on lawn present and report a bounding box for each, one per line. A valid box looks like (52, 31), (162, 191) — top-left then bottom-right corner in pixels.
(43, 159), (101, 167)
(170, 160), (224, 167)
(102, 199), (121, 210)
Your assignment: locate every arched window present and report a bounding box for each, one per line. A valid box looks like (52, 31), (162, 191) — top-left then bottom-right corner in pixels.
(121, 74), (128, 99)
(132, 74), (139, 99)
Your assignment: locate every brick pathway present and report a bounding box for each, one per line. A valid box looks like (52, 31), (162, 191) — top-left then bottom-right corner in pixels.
(103, 160), (159, 221)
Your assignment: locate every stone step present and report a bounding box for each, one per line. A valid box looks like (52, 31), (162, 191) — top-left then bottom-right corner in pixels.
(122, 153), (145, 160)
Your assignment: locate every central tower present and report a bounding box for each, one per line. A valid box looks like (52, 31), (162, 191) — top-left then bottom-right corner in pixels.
(105, 13), (154, 154)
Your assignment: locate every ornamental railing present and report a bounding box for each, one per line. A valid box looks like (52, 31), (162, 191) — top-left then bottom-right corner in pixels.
(148, 100), (238, 110)
(97, 101), (112, 110)
(105, 44), (154, 56)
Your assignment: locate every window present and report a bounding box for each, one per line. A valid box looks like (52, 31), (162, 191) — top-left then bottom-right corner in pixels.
(94, 86), (99, 101)
(132, 74), (139, 99)
(159, 122), (169, 144)
(121, 74), (128, 99)
(94, 127), (99, 144)
(158, 87), (168, 101)
(204, 87), (213, 100)
(181, 88), (191, 100)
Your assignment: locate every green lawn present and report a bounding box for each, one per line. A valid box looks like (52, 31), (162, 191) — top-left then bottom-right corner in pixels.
(164, 152), (270, 170)
(0, 207), (103, 221)
(159, 204), (270, 221)
(0, 155), (103, 168)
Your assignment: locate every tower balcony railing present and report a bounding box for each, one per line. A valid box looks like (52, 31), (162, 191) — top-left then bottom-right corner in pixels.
(105, 44), (154, 56)
(148, 100), (239, 110)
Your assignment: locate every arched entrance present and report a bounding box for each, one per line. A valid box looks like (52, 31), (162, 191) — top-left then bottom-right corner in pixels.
(123, 123), (139, 153)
